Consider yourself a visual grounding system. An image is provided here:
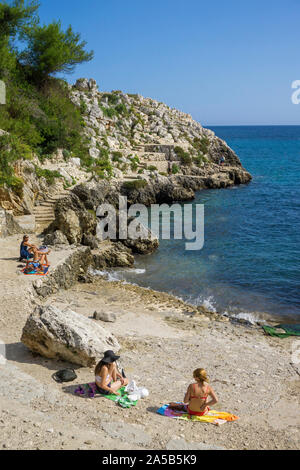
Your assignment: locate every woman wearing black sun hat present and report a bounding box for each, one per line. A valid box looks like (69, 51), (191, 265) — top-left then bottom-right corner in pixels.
(95, 350), (129, 396)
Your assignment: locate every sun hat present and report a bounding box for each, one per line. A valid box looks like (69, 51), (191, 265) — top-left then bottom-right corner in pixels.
(101, 350), (120, 363)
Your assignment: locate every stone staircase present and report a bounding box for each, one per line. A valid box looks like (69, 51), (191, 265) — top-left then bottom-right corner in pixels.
(34, 190), (70, 226)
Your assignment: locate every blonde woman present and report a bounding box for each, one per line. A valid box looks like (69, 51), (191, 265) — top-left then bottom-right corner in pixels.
(184, 368), (218, 416)
(169, 368), (218, 416)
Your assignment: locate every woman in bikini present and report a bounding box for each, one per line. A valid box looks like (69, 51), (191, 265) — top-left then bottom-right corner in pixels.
(170, 368), (218, 416)
(184, 368), (218, 416)
(95, 350), (129, 396)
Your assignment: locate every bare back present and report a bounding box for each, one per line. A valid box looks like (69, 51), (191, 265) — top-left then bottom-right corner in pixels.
(188, 381), (210, 412)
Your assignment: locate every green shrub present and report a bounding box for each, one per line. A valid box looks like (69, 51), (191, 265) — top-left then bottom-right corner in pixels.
(171, 164), (179, 174)
(148, 165), (158, 171)
(123, 179), (147, 191)
(174, 146), (192, 165)
(0, 134), (32, 194)
(62, 149), (71, 160)
(102, 93), (119, 105)
(112, 151), (123, 162)
(101, 106), (117, 119)
(35, 166), (62, 184)
(192, 136), (210, 154)
(115, 103), (128, 116)
(92, 159), (113, 179)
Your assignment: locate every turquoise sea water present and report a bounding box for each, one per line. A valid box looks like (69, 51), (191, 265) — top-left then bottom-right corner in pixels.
(103, 126), (300, 322)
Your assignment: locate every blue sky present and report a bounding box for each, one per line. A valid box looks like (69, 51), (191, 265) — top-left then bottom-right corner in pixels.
(37, 0), (300, 125)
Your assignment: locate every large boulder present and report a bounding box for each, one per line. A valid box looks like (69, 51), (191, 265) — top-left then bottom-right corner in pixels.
(21, 305), (119, 367)
(44, 230), (69, 246)
(45, 193), (97, 245)
(0, 208), (23, 238)
(121, 222), (159, 254)
(93, 241), (134, 268)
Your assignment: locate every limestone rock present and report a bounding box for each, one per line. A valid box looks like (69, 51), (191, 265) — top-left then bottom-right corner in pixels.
(74, 78), (89, 91)
(93, 311), (117, 323)
(0, 209), (23, 238)
(121, 223), (159, 254)
(21, 305), (119, 366)
(93, 241), (134, 268)
(43, 230), (69, 246)
(82, 233), (99, 249)
(45, 193), (97, 245)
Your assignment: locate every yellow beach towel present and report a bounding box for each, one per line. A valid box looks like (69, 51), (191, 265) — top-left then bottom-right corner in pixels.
(157, 404), (239, 425)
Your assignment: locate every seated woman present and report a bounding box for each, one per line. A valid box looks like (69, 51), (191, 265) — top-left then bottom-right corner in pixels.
(20, 235), (35, 261)
(37, 246), (51, 266)
(95, 350), (129, 396)
(25, 246), (51, 271)
(170, 368), (218, 416)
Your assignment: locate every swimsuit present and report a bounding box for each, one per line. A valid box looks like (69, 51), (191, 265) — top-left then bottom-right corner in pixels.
(20, 243), (33, 260)
(95, 374), (112, 395)
(188, 384), (209, 416)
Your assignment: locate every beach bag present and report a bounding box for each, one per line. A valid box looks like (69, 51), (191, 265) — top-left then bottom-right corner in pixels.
(125, 380), (149, 401)
(52, 369), (77, 383)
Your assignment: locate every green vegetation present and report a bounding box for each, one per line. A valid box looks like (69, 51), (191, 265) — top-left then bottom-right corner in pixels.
(171, 164), (179, 174)
(19, 21), (94, 84)
(193, 155), (209, 166)
(192, 136), (210, 154)
(35, 166), (62, 184)
(148, 165), (158, 171)
(92, 158), (113, 179)
(102, 93), (119, 105)
(0, 0), (95, 193)
(0, 133), (32, 195)
(112, 151), (123, 162)
(130, 155), (140, 172)
(174, 146), (192, 165)
(123, 179), (147, 191)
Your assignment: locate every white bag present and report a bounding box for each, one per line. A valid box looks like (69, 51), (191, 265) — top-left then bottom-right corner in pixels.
(125, 380), (149, 400)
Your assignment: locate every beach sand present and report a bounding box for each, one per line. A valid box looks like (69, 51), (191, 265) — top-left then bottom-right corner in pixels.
(0, 236), (299, 450)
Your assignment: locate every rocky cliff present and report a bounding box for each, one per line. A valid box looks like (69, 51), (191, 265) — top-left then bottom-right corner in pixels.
(0, 78), (251, 234)
(70, 78), (250, 183)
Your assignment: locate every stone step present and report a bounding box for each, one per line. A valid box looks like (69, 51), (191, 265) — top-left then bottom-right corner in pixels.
(39, 202), (55, 207)
(34, 207), (55, 212)
(35, 212), (55, 217)
(35, 216), (55, 222)
(122, 176), (140, 180)
(35, 209), (55, 214)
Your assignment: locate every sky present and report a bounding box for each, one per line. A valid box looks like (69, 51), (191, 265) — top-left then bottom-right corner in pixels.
(36, 0), (300, 125)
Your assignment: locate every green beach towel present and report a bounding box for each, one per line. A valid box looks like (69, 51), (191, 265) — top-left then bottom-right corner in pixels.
(74, 383), (138, 408)
(262, 323), (300, 338)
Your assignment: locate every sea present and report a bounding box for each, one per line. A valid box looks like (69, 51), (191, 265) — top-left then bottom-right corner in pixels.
(94, 126), (300, 323)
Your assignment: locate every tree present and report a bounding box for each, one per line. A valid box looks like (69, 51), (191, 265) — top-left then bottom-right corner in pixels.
(0, 0), (39, 40)
(0, 0), (39, 76)
(20, 21), (94, 82)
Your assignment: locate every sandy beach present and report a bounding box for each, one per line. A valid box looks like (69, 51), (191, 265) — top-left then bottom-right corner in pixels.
(0, 235), (299, 450)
